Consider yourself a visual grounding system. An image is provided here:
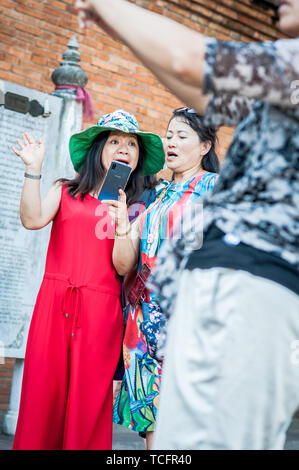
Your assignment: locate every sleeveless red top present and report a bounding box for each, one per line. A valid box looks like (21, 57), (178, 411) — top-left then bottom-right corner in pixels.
(44, 185), (121, 296)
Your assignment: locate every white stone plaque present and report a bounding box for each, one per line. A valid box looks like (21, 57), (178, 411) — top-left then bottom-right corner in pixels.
(0, 81), (68, 358)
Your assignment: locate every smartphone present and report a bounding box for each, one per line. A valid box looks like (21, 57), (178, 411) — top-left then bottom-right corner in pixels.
(98, 160), (132, 201)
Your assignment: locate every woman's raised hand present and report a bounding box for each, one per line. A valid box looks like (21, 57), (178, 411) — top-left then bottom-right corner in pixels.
(12, 133), (45, 172)
(75, 0), (120, 40)
(75, 0), (99, 28)
(102, 189), (130, 235)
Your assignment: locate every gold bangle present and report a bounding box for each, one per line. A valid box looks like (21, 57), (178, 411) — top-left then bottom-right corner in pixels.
(115, 226), (131, 237)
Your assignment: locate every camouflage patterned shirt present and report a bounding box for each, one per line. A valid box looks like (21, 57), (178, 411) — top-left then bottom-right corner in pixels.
(149, 37), (299, 318)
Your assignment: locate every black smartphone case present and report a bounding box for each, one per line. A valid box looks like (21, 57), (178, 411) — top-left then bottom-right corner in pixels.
(98, 161), (132, 201)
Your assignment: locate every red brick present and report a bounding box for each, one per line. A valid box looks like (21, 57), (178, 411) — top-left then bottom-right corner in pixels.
(15, 21), (41, 36)
(31, 54), (48, 66)
(0, 404), (10, 411)
(6, 47), (31, 61)
(110, 55), (137, 72)
(0, 6), (23, 21)
(29, 46), (59, 61)
(130, 73), (156, 86)
(0, 0), (15, 8)
(0, 60), (11, 71)
(12, 65), (42, 81)
(16, 4), (44, 21)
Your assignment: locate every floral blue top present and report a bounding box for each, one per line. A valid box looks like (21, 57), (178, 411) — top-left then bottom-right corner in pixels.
(113, 173), (217, 434)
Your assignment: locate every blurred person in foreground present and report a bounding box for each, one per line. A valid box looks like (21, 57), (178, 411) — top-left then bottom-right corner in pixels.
(75, 0), (299, 450)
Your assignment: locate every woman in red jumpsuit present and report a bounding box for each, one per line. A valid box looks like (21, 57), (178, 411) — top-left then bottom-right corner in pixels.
(11, 109), (165, 450)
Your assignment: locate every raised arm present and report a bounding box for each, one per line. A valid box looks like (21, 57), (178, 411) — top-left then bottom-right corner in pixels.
(75, 0), (209, 114)
(13, 133), (61, 230)
(75, 0), (299, 111)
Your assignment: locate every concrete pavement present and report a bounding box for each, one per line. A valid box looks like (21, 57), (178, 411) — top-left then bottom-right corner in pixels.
(1, 419), (299, 450)
(0, 423), (145, 451)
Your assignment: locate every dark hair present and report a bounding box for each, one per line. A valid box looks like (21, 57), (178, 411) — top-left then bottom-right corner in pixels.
(142, 174), (159, 190)
(57, 131), (146, 205)
(169, 109), (220, 173)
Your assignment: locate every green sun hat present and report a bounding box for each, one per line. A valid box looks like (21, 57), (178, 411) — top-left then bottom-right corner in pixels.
(69, 109), (165, 175)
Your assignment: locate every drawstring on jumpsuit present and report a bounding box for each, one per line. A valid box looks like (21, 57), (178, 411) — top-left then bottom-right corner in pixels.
(61, 280), (84, 337)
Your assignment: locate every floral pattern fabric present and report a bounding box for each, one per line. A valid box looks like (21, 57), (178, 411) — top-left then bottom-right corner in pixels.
(113, 173), (217, 433)
(148, 38), (299, 347)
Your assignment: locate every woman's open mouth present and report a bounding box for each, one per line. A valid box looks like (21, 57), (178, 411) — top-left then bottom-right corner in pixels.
(167, 151), (178, 161)
(113, 157), (129, 164)
(278, 0), (291, 13)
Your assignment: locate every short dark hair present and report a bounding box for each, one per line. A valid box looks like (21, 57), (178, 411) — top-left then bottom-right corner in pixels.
(57, 131), (146, 205)
(169, 109), (220, 174)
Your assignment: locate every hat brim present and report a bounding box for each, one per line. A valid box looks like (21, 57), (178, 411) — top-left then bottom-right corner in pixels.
(69, 125), (165, 176)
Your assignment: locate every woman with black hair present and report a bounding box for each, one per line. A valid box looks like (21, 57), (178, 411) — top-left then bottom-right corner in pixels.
(107, 108), (220, 449)
(11, 109), (165, 450)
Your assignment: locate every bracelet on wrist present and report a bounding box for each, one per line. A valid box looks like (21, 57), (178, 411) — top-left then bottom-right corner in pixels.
(24, 172), (42, 179)
(115, 226), (131, 238)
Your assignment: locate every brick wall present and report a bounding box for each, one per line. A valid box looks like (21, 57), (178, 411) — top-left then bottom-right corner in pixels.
(0, 0), (284, 425)
(0, 359), (14, 429)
